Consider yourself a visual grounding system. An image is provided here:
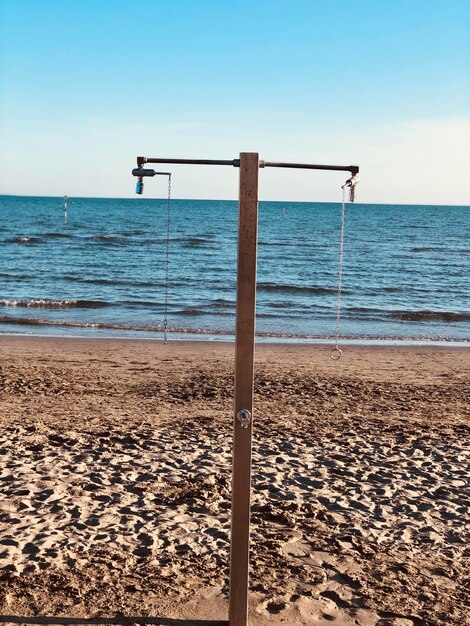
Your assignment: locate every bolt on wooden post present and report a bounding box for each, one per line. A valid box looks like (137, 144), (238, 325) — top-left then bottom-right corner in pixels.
(229, 152), (260, 626)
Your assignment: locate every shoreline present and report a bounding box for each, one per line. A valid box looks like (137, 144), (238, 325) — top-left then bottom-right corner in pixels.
(2, 333), (470, 365)
(0, 336), (469, 624)
(2, 329), (470, 349)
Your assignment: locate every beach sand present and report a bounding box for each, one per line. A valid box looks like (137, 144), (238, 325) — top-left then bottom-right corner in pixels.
(0, 336), (469, 625)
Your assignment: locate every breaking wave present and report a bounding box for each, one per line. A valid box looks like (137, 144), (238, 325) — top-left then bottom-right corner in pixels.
(0, 299), (110, 309)
(258, 283), (338, 295)
(391, 310), (470, 323)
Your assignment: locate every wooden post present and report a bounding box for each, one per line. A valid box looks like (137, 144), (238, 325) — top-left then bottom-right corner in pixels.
(229, 152), (259, 626)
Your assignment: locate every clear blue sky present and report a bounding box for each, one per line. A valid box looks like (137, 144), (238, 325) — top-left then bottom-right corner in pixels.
(1, 0), (469, 203)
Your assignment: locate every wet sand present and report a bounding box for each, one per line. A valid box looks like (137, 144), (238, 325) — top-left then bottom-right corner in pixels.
(0, 336), (469, 625)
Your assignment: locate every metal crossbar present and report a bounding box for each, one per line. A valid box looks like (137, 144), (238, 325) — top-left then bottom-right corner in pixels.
(136, 156), (358, 175)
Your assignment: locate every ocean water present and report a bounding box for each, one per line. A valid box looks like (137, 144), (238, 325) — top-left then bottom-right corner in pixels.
(0, 195), (469, 344)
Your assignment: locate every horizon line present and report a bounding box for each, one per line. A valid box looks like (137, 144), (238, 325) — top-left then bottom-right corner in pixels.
(1, 194), (469, 209)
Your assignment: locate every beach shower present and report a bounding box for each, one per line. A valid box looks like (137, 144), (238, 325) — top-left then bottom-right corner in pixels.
(132, 167), (171, 195)
(131, 152), (359, 626)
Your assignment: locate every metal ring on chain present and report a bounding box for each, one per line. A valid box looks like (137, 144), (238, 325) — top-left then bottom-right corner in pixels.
(330, 346), (342, 361)
(163, 174), (171, 343)
(331, 184), (346, 359)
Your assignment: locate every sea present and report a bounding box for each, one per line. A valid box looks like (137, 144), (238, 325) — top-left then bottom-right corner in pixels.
(0, 195), (469, 346)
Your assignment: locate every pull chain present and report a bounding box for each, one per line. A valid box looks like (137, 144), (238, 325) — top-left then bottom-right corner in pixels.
(331, 183), (347, 360)
(163, 174), (171, 343)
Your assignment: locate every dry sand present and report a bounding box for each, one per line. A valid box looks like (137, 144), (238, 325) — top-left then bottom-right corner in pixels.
(0, 336), (469, 625)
